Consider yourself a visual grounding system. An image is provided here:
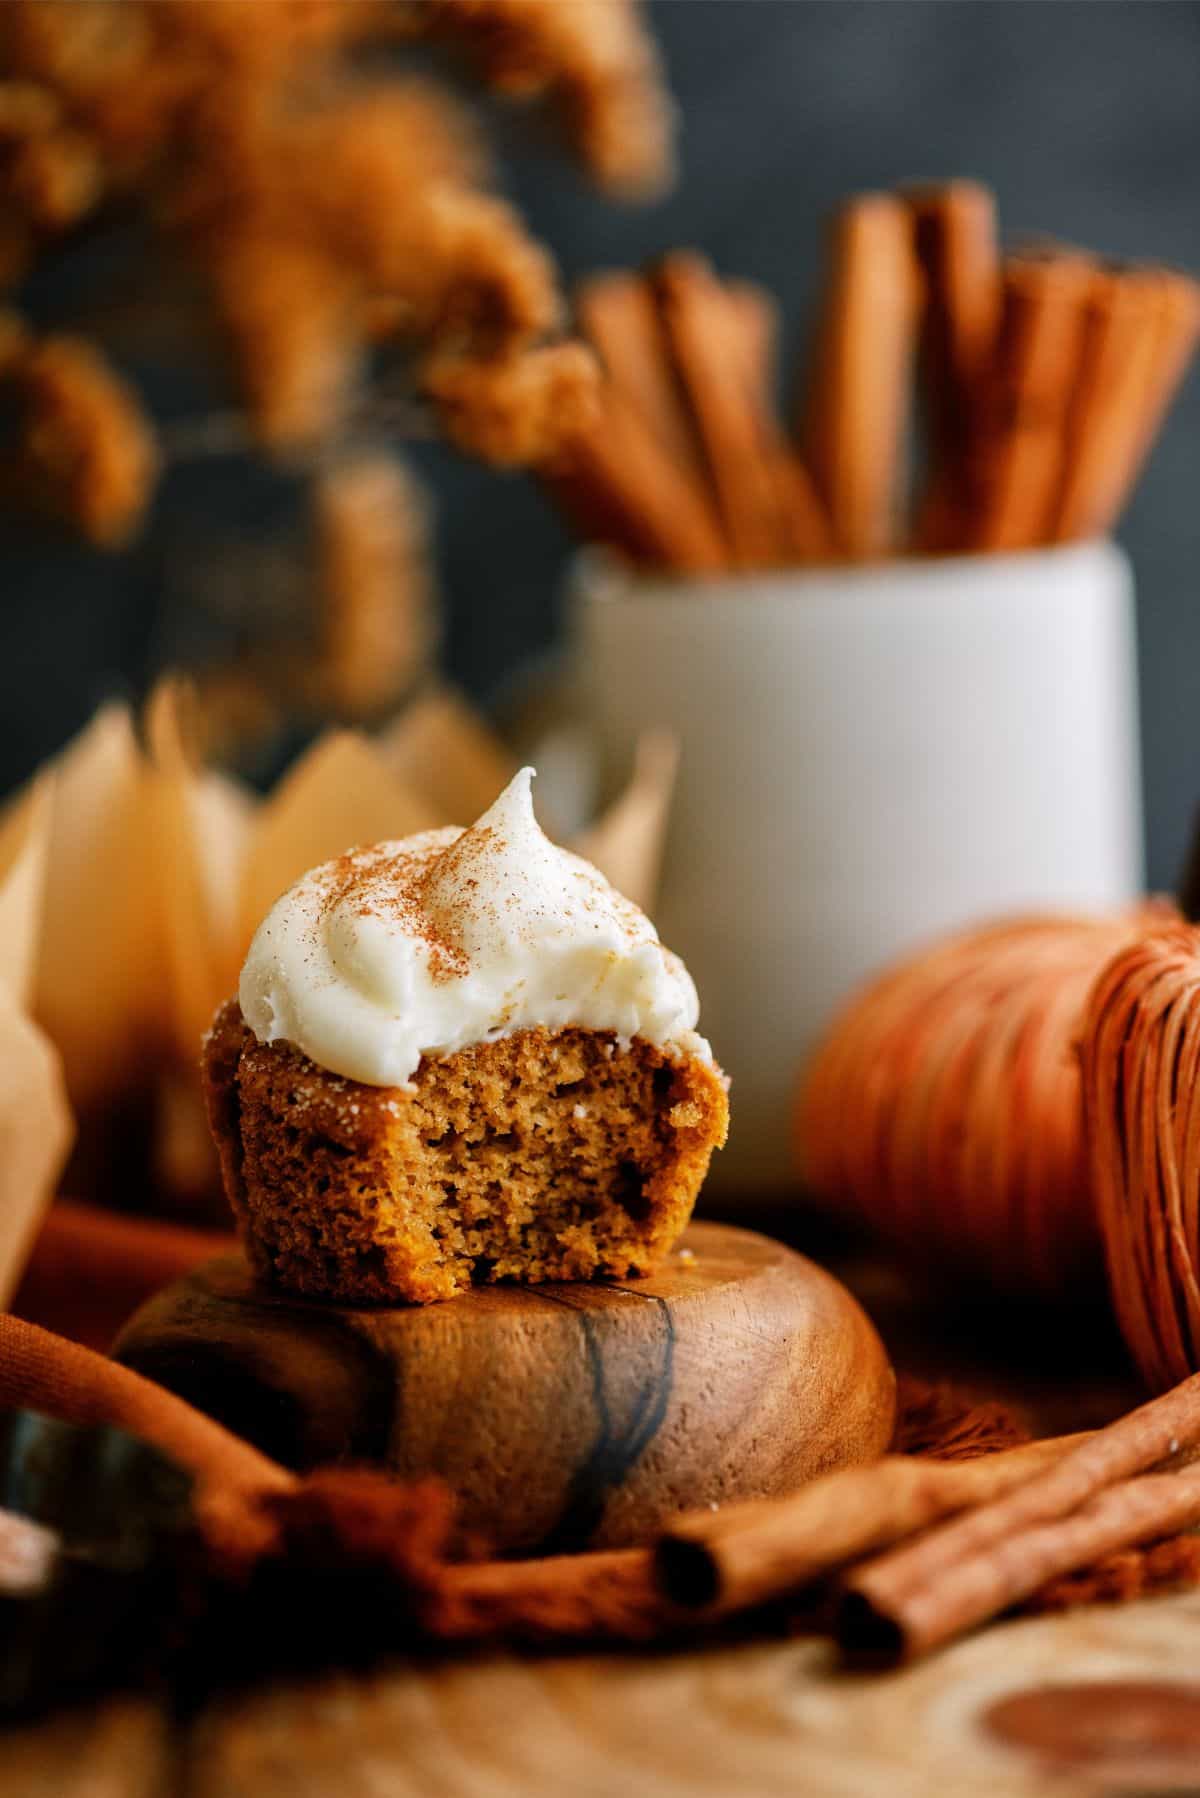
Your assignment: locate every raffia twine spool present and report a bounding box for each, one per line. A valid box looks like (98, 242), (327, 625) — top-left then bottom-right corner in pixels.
(797, 908), (1168, 1301)
(1082, 918), (1200, 1390)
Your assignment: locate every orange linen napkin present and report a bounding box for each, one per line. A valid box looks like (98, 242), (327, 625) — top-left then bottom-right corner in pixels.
(0, 1311), (296, 1575)
(12, 1199), (234, 1350)
(0, 1312), (288, 1498)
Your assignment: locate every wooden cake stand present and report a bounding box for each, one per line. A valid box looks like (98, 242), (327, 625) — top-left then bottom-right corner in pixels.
(114, 1221), (895, 1551)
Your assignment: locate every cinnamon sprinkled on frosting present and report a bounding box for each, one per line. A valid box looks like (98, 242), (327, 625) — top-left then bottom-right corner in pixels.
(238, 769), (709, 1087)
(315, 839), (471, 984)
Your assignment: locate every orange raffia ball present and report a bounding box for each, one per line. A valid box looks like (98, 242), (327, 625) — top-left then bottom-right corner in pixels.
(1082, 919), (1200, 1391)
(797, 908), (1167, 1300)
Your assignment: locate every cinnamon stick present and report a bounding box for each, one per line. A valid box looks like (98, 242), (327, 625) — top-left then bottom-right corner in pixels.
(1123, 269), (1200, 502)
(574, 271), (718, 504)
(434, 1546), (669, 1643)
(652, 251), (784, 566)
(724, 277), (837, 562)
(768, 453), (839, 563)
(544, 383), (729, 572)
(965, 247), (1098, 551)
(837, 1370), (1200, 1664)
(724, 279), (779, 417)
(655, 1435), (1083, 1614)
(841, 1465), (1200, 1666)
(1053, 266), (1200, 542)
(801, 192), (920, 558)
(905, 180), (1001, 550)
(1050, 266), (1162, 542)
(656, 254), (835, 566)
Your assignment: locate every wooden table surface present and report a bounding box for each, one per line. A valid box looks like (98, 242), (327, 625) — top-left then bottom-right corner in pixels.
(6, 1205), (1199, 1798)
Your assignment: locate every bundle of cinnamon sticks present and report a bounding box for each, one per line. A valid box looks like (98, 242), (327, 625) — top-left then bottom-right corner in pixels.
(546, 181), (1200, 571)
(658, 1369), (1200, 1665)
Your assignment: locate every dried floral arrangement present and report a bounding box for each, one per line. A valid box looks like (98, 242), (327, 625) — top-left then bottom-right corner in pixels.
(0, 0), (677, 744)
(0, 0), (672, 644)
(543, 182), (1200, 572)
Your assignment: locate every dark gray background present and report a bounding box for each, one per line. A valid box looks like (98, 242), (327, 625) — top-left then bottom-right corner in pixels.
(3, 0), (1198, 888)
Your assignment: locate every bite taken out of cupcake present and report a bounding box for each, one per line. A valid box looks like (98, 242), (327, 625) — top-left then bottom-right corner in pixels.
(203, 768), (728, 1304)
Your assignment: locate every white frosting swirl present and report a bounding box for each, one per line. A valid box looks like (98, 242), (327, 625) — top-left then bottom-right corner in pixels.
(238, 767), (710, 1086)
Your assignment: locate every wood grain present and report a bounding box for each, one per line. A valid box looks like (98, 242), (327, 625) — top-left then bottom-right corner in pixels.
(0, 1699), (169, 1797)
(113, 1222), (896, 1552)
(175, 1596), (1200, 1798)
(12, 1595), (1200, 1797)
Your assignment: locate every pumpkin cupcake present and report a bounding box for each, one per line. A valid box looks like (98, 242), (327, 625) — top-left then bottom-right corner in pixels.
(203, 769), (727, 1303)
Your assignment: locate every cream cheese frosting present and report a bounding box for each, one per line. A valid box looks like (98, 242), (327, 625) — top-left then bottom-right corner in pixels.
(238, 767), (710, 1086)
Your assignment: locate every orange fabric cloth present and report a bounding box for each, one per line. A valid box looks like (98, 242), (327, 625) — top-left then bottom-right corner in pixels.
(0, 1311), (291, 1500)
(12, 1198), (235, 1350)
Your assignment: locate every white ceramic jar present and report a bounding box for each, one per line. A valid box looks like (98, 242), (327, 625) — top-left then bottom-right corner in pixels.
(571, 540), (1144, 1194)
